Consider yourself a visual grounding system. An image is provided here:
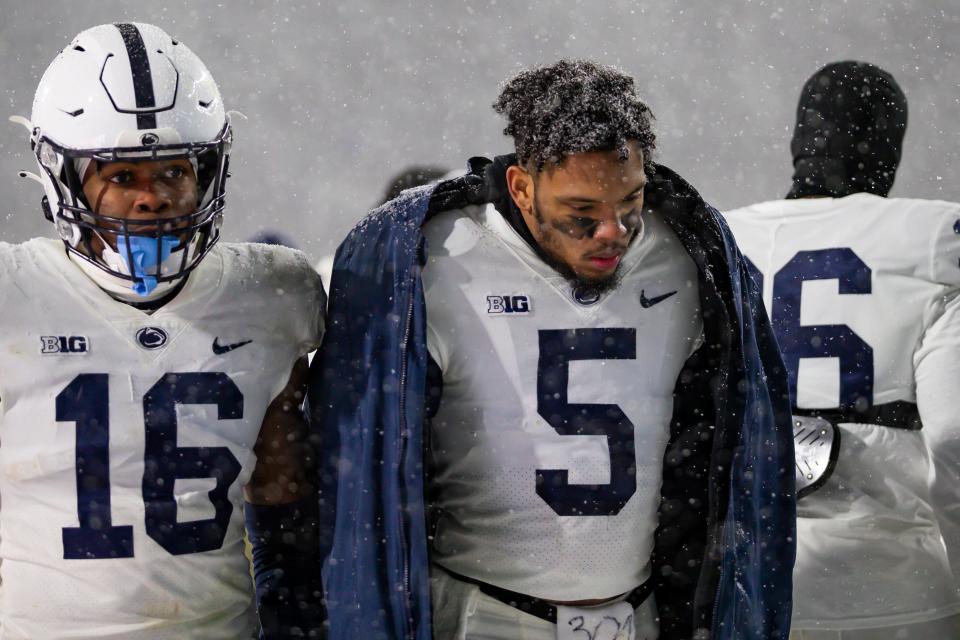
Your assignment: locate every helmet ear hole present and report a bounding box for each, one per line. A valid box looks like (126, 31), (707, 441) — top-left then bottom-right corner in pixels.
(41, 196), (54, 222)
(196, 147), (220, 198)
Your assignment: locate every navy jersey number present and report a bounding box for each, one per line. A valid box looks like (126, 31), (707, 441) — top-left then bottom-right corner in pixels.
(143, 373), (243, 555)
(57, 372), (243, 559)
(536, 328), (637, 516)
(58, 374), (135, 559)
(746, 248), (873, 410)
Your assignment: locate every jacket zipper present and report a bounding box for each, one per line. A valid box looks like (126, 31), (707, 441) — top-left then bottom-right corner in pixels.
(397, 270), (418, 640)
(710, 506), (726, 635)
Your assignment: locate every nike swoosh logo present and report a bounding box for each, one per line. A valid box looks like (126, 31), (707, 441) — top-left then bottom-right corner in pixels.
(212, 337), (253, 355)
(640, 289), (677, 308)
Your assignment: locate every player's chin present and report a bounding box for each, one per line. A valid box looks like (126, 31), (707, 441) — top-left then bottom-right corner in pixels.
(573, 266), (620, 291)
(576, 260), (619, 282)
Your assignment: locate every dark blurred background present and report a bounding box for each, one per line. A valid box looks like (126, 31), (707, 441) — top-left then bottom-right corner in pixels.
(1, 0), (957, 260)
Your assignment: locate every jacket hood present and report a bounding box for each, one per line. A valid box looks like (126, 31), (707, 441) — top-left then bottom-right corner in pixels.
(787, 60), (907, 199)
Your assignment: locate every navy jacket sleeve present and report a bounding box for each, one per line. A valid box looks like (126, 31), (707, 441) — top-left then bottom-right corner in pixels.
(309, 187), (437, 640)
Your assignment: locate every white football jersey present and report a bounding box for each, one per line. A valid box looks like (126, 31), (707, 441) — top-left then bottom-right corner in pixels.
(724, 194), (960, 629)
(422, 204), (702, 601)
(0, 238), (325, 639)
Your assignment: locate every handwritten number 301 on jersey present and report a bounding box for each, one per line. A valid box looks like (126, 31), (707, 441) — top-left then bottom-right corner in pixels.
(567, 613), (636, 640)
(56, 372), (243, 559)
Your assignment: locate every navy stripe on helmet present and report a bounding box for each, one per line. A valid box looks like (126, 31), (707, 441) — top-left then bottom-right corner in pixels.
(114, 23), (157, 130)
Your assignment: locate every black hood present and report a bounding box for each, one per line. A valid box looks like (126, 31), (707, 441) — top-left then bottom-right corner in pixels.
(787, 60), (907, 199)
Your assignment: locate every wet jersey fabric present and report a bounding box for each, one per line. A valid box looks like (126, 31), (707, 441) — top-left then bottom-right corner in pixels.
(724, 194), (960, 630)
(423, 203), (702, 601)
(0, 238), (324, 639)
(310, 160), (796, 640)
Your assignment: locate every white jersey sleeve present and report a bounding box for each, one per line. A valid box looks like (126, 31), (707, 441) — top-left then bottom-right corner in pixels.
(931, 206), (960, 286)
(916, 207), (960, 581)
(918, 290), (960, 584)
(236, 243), (327, 358)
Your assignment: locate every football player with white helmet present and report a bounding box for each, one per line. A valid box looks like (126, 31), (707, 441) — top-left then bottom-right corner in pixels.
(1, 23), (324, 638)
(724, 61), (960, 638)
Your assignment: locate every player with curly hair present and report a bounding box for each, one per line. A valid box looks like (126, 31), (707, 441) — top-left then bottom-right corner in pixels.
(313, 59), (795, 640)
(492, 59), (657, 172)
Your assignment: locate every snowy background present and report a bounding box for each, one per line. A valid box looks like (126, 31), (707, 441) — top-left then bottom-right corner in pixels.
(0, 0), (957, 262)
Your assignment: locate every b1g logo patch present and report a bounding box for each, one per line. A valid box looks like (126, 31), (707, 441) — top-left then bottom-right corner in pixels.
(487, 295), (531, 315)
(40, 335), (89, 354)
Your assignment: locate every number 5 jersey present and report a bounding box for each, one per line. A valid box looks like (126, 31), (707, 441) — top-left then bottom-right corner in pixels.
(422, 203), (702, 602)
(0, 238), (325, 639)
(724, 193), (960, 630)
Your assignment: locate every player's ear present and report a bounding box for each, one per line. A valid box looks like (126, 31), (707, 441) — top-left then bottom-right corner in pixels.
(505, 164), (534, 215)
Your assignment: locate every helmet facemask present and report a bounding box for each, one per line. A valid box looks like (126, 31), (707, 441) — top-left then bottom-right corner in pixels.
(32, 124), (232, 295)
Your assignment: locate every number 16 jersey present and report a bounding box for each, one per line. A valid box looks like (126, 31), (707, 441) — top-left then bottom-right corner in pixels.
(0, 238), (324, 639)
(422, 204), (702, 602)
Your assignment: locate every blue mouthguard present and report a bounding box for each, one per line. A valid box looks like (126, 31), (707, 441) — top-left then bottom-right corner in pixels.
(116, 235), (180, 296)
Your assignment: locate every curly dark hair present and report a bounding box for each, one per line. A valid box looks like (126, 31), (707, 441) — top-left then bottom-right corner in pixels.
(492, 59), (657, 172)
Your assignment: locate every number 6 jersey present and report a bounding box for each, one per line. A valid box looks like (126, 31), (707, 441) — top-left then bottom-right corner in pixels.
(724, 194), (960, 630)
(0, 238), (325, 639)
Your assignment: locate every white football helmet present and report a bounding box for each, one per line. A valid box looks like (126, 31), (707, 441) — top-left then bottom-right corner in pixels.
(14, 22), (232, 294)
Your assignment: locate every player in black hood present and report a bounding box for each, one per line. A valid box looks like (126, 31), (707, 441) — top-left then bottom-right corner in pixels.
(787, 60), (907, 199)
(726, 61), (960, 638)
